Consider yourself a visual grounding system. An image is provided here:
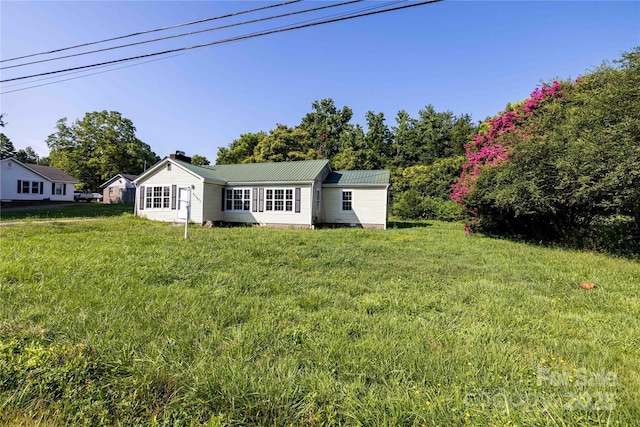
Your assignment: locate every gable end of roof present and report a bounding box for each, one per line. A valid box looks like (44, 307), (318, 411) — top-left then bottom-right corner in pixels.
(1, 158), (78, 183)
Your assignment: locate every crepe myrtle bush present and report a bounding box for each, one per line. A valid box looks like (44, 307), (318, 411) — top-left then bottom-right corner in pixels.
(451, 81), (563, 210)
(451, 49), (640, 255)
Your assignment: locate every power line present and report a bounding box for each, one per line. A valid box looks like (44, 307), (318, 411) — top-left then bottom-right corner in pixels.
(1, 0), (363, 71)
(0, 0), (302, 63)
(1, 54), (187, 95)
(0, 0), (393, 93)
(1, 0), (442, 84)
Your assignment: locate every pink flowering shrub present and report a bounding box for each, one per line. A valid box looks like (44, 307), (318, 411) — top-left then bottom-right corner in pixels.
(451, 81), (564, 225)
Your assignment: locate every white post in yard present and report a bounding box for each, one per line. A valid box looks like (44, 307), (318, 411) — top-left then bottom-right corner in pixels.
(184, 187), (191, 240)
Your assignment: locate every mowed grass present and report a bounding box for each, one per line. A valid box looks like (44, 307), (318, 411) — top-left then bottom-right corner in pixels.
(1, 215), (639, 426)
(0, 202), (132, 221)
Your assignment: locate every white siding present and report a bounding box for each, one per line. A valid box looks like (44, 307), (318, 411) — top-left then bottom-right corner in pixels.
(136, 164), (204, 223)
(202, 183), (224, 222)
(223, 185), (312, 227)
(322, 186), (388, 228)
(0, 160), (74, 202)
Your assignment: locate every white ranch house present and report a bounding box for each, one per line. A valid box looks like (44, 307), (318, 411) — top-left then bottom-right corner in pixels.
(134, 156), (390, 229)
(0, 157), (78, 202)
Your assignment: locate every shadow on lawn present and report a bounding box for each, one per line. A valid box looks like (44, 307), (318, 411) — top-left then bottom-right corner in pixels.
(387, 219), (433, 229)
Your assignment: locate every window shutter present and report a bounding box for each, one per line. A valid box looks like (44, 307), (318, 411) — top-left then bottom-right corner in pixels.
(63, 184), (66, 195)
(40, 182), (44, 194)
(51, 183), (55, 194)
(252, 188), (258, 212)
(139, 186), (145, 210)
(17, 180), (22, 193)
(171, 185), (177, 209)
(221, 188), (225, 211)
(295, 187), (301, 213)
(258, 188), (264, 212)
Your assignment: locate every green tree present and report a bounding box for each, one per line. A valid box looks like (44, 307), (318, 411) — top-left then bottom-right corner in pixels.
(392, 156), (466, 221)
(391, 107), (475, 168)
(249, 125), (317, 162)
(299, 99), (353, 159)
(0, 133), (16, 159)
(331, 124), (365, 170)
(191, 154), (210, 166)
(361, 111), (393, 169)
(395, 156), (466, 199)
(391, 110), (419, 167)
(46, 111), (159, 191)
(449, 114), (476, 157)
(15, 146), (40, 164)
(216, 132), (266, 164)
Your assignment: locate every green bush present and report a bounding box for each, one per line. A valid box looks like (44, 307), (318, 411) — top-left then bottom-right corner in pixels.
(393, 191), (463, 221)
(462, 48), (640, 255)
(391, 156), (465, 221)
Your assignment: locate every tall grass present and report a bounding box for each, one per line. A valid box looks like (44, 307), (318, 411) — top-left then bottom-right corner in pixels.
(1, 215), (638, 425)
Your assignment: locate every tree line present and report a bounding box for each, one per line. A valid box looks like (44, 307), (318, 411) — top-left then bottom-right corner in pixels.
(216, 99), (477, 221)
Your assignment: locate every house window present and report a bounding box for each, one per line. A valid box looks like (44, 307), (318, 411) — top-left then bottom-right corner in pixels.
(54, 183), (64, 195)
(145, 185), (171, 209)
(316, 190), (321, 211)
(341, 190), (353, 211)
(265, 188), (293, 212)
(225, 188), (250, 211)
(17, 180), (44, 194)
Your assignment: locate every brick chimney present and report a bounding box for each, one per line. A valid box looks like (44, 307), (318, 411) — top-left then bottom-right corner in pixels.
(169, 150), (192, 163)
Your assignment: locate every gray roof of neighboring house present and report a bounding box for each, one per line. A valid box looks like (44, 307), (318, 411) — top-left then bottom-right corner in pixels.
(99, 173), (140, 188)
(323, 170), (390, 185)
(24, 163), (78, 183)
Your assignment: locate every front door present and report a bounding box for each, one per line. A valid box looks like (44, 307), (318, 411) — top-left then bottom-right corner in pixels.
(177, 187), (190, 221)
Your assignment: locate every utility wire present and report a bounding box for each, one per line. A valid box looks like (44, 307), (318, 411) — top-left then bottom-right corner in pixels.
(0, 0), (379, 95)
(0, 0), (302, 63)
(0, 0), (393, 93)
(1, 54), (187, 94)
(1, 0), (441, 84)
(1, 0), (363, 70)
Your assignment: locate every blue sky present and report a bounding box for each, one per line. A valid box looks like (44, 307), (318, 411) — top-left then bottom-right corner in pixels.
(1, 1), (638, 163)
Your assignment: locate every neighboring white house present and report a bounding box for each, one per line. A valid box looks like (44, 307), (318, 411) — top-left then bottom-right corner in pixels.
(134, 155), (390, 229)
(0, 157), (78, 202)
(100, 173), (138, 204)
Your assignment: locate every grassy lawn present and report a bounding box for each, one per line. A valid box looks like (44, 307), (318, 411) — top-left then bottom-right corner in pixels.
(1, 215), (638, 426)
(0, 202), (133, 221)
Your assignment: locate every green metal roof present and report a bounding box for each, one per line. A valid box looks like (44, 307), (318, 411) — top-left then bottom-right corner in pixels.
(172, 160), (227, 184)
(203, 159), (331, 183)
(171, 158), (387, 186)
(323, 170), (390, 185)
